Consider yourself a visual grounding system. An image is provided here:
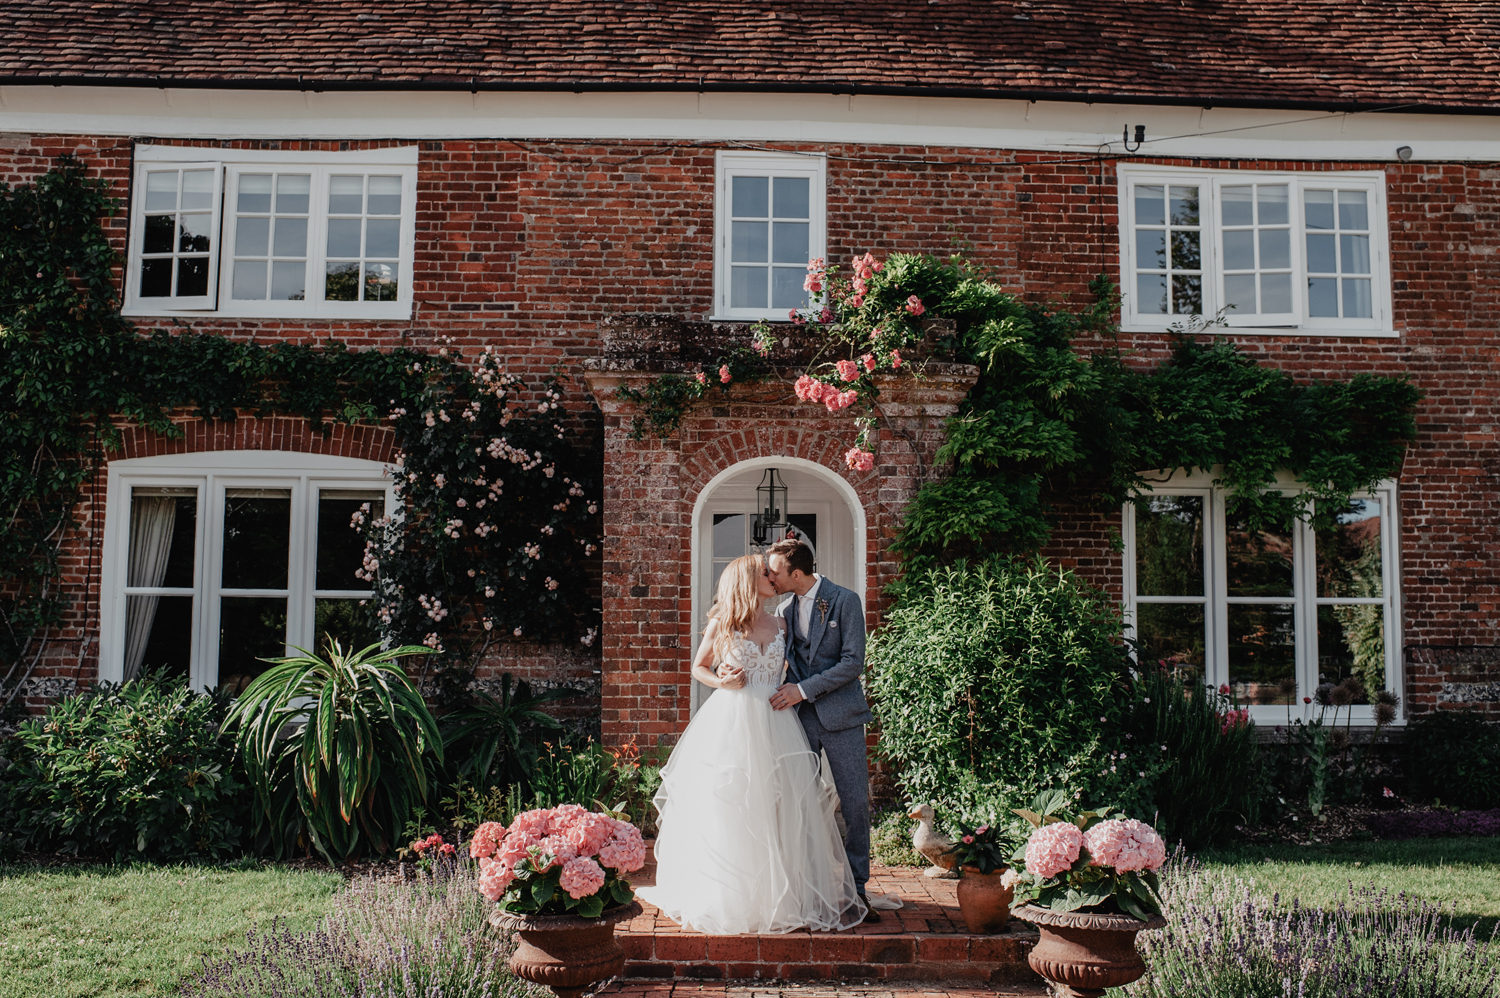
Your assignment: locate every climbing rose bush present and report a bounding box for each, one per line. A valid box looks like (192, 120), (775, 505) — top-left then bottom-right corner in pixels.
(471, 804), (644, 917)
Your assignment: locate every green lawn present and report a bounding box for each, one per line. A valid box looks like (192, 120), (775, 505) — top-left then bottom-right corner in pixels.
(0, 860), (344, 998)
(1198, 835), (1500, 937)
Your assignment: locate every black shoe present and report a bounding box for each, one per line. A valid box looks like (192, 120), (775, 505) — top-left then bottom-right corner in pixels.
(857, 893), (881, 924)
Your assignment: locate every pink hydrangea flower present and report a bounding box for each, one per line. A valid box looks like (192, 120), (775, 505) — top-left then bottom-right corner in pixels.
(905, 295), (925, 316)
(835, 359), (861, 382)
(598, 820), (647, 872)
(1082, 818), (1167, 874)
(477, 856), (515, 900)
(1024, 821), (1084, 879)
(559, 856), (607, 899)
(469, 821), (507, 859)
(563, 811), (618, 856)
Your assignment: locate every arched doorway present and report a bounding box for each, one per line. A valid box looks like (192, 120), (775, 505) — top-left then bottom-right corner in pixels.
(689, 456), (866, 712)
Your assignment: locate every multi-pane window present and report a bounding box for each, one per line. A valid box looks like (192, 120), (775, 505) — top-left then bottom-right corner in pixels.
(100, 454), (394, 692)
(1124, 475), (1401, 723)
(1119, 166), (1391, 334)
(125, 147), (417, 318)
(715, 151), (826, 319)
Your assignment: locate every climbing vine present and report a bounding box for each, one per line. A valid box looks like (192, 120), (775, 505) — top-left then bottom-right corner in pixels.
(0, 158), (599, 707)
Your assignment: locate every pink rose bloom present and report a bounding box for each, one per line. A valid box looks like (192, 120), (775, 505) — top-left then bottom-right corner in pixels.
(835, 359), (860, 382)
(559, 856), (607, 899)
(1219, 684), (1231, 695)
(564, 812), (618, 857)
(851, 276), (868, 295)
(439, 843), (455, 856)
(825, 389), (857, 413)
(861, 353), (876, 372)
(962, 835), (974, 844)
(803, 274), (823, 293)
(719, 364), (731, 384)
(696, 371), (707, 385)
(411, 838), (429, 854)
(890, 349), (902, 369)
(477, 856), (515, 901)
(849, 294), (864, 308)
(1024, 822), (1084, 879)
(598, 820), (647, 872)
(905, 295), (925, 316)
(794, 374), (817, 401)
(470, 821), (507, 859)
(843, 447), (875, 472)
(1082, 818), (1166, 874)
(819, 307), (834, 323)
(788, 309), (801, 321)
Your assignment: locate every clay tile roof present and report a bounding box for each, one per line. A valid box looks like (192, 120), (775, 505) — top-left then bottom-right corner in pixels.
(2, 1), (1499, 112)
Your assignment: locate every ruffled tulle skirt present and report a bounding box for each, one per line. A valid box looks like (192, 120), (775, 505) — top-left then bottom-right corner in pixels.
(637, 686), (866, 934)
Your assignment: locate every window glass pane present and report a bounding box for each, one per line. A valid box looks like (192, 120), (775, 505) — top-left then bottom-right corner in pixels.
(139, 258), (172, 297)
(1227, 604), (1296, 704)
(1220, 185), (1253, 226)
(1226, 511), (1294, 597)
(1134, 184), (1165, 226)
(1316, 497), (1382, 598)
(731, 220), (767, 263)
(274, 217), (308, 257)
(1304, 189), (1335, 230)
(235, 216), (270, 256)
(232, 260), (267, 300)
(327, 218), (363, 258)
(1224, 273), (1256, 314)
(712, 513), (746, 558)
(128, 490), (197, 589)
(1135, 229), (1166, 269)
(127, 594), (192, 682)
(271, 261), (306, 301)
(316, 492), (385, 591)
(1337, 190), (1368, 230)
(144, 215), (175, 255)
(364, 262), (399, 302)
(730, 266), (766, 309)
(1340, 234), (1370, 274)
(785, 513), (817, 550)
(1259, 228), (1290, 269)
(1169, 186), (1199, 225)
(181, 169), (215, 210)
(771, 267), (806, 309)
(145, 170), (179, 210)
(1260, 273), (1292, 313)
(1257, 185), (1289, 225)
(1134, 603), (1206, 689)
(315, 599), (381, 650)
(1306, 233), (1336, 273)
(1170, 274), (1201, 314)
(276, 174), (311, 214)
(178, 214), (213, 253)
(1135, 273), (1167, 314)
(731, 176), (768, 218)
(1308, 277), (1338, 316)
(1222, 229), (1254, 271)
(771, 221), (808, 264)
(237, 173), (273, 213)
(1171, 230), (1200, 271)
(328, 175), (364, 214)
(772, 176), (810, 218)
(1317, 604), (1383, 702)
(177, 257), (209, 297)
(222, 490), (290, 589)
(1133, 495), (1204, 596)
(367, 176), (402, 215)
(325, 262), (360, 301)
(365, 218), (399, 259)
(1342, 278), (1372, 318)
(217, 597), (287, 693)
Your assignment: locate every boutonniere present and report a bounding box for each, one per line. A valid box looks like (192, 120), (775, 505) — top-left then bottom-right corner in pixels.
(816, 597), (830, 623)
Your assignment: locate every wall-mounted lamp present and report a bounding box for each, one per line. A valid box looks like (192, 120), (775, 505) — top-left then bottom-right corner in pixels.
(1395, 145), (1414, 162)
(1123, 124), (1146, 153)
(751, 468), (788, 546)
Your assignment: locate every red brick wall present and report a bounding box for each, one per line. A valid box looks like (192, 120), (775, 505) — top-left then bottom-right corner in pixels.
(3, 134), (1495, 720)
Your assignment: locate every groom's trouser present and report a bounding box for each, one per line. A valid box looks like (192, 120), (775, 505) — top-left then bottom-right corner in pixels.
(797, 705), (871, 892)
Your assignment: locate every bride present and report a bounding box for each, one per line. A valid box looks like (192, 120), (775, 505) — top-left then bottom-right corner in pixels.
(637, 553), (867, 934)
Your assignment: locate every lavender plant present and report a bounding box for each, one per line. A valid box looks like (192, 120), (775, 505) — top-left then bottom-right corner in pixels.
(1125, 862), (1500, 998)
(185, 857), (547, 998)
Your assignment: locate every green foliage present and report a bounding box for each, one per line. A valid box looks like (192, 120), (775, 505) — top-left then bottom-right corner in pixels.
(0, 675), (250, 860)
(868, 558), (1158, 835)
(223, 639), (442, 861)
(440, 674), (576, 793)
(1401, 710), (1500, 808)
(1121, 668), (1263, 847)
(502, 738), (666, 836)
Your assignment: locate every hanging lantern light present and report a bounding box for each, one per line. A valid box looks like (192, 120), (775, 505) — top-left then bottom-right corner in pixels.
(751, 468), (788, 546)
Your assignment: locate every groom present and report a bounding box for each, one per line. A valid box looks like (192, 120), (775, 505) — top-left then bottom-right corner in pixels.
(762, 537), (879, 923)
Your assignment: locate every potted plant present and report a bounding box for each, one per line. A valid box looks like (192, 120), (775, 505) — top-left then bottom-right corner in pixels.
(472, 804), (646, 998)
(1006, 791), (1167, 998)
(950, 821), (1014, 932)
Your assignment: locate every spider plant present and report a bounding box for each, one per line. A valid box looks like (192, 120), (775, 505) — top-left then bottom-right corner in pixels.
(224, 637), (441, 861)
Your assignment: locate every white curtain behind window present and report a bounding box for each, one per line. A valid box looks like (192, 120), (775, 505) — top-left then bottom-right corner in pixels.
(123, 496), (177, 681)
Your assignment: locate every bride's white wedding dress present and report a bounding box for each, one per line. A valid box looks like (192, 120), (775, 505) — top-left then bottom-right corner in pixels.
(638, 627), (866, 934)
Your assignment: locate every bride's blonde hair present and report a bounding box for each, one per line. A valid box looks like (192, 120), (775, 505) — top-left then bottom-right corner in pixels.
(708, 553), (764, 666)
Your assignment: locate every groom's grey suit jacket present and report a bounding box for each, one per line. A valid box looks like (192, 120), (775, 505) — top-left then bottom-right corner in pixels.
(780, 579), (874, 732)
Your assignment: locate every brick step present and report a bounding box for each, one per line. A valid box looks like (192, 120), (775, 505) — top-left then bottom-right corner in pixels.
(619, 853), (1039, 985)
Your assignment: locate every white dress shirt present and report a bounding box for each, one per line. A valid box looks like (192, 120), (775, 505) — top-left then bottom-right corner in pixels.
(793, 575), (823, 701)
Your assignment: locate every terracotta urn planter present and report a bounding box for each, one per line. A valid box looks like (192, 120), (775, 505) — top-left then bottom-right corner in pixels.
(1012, 903), (1165, 997)
(955, 866), (1013, 932)
(490, 900), (643, 998)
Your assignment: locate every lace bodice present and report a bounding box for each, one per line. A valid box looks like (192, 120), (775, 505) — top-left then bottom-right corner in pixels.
(721, 629), (787, 689)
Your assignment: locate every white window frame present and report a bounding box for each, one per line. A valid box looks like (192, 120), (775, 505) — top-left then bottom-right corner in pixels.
(1121, 469), (1403, 725)
(713, 150), (827, 321)
(124, 145), (418, 320)
(98, 451), (397, 691)
(1118, 165), (1394, 337)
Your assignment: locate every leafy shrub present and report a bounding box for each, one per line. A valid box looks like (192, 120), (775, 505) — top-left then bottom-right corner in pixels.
(1121, 667), (1262, 847)
(871, 807), (924, 868)
(440, 674), (574, 794)
(504, 738), (666, 836)
(1401, 710), (1500, 808)
(868, 558), (1154, 835)
(224, 639), (442, 861)
(1126, 862), (1500, 997)
(0, 675), (249, 859)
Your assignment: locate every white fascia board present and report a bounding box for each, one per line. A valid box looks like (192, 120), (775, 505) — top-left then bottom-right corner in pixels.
(1, 86), (1499, 161)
